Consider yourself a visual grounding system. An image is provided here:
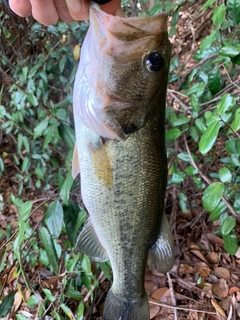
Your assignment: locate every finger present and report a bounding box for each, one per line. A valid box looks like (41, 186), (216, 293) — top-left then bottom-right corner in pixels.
(66, 0), (90, 21)
(9, 0), (31, 17)
(29, 0), (59, 25)
(54, 0), (75, 23)
(101, 0), (121, 15)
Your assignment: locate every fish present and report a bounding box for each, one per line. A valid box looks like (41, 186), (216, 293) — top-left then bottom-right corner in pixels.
(72, 4), (174, 320)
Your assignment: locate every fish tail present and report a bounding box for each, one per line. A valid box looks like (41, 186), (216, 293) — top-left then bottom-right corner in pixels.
(103, 289), (149, 320)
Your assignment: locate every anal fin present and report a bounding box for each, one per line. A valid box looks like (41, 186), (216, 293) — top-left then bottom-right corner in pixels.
(75, 218), (109, 262)
(148, 212), (174, 273)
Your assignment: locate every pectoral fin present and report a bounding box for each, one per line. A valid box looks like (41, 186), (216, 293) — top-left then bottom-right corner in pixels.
(148, 212), (174, 273)
(75, 218), (109, 262)
(72, 143), (80, 179)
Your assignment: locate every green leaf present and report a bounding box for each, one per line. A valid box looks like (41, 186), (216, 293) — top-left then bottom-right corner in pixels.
(58, 123), (75, 149)
(210, 201), (227, 221)
(230, 108), (240, 132)
(195, 118), (207, 134)
(0, 291), (14, 317)
(221, 216), (236, 235)
(227, 0), (240, 25)
(219, 167), (232, 183)
(177, 152), (197, 162)
(199, 121), (220, 155)
(208, 68), (221, 94)
(60, 303), (73, 319)
(217, 94), (235, 113)
(223, 231), (238, 255)
(166, 128), (182, 140)
(21, 157), (29, 173)
(226, 138), (238, 154)
(27, 93), (38, 107)
(179, 192), (188, 214)
(234, 194), (240, 214)
(82, 255), (91, 274)
(185, 166), (198, 176)
(201, 0), (217, 10)
(42, 288), (56, 302)
(63, 201), (86, 245)
(220, 44), (240, 58)
(76, 301), (84, 320)
(202, 182), (224, 212)
(200, 30), (218, 53)
(44, 200), (63, 238)
(34, 117), (49, 138)
(27, 295), (39, 307)
(39, 226), (58, 275)
(60, 171), (74, 205)
(98, 262), (111, 280)
(212, 4), (226, 28)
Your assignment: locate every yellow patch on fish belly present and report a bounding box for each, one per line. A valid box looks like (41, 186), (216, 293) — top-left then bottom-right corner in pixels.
(91, 143), (113, 189)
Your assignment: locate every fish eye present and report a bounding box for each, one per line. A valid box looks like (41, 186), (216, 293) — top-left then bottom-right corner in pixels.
(146, 52), (165, 72)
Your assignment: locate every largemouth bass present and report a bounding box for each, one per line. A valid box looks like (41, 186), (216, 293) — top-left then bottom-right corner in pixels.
(73, 4), (174, 320)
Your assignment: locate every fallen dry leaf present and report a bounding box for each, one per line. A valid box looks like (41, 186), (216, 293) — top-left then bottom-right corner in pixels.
(145, 280), (158, 296)
(190, 250), (208, 264)
(212, 279), (229, 299)
(151, 287), (169, 302)
(229, 286), (240, 295)
(195, 266), (211, 277)
(13, 291), (22, 312)
(206, 234), (224, 248)
(179, 263), (194, 276)
(214, 267), (230, 282)
(205, 252), (219, 264)
(211, 298), (227, 319)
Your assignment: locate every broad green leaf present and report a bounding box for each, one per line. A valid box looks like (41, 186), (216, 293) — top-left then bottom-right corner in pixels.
(58, 123), (75, 149)
(219, 167), (232, 183)
(208, 68), (221, 94)
(210, 201), (227, 221)
(44, 200), (63, 238)
(34, 117), (49, 138)
(220, 45), (240, 58)
(185, 166), (198, 176)
(217, 94), (235, 113)
(60, 303), (73, 319)
(82, 255), (91, 274)
(202, 182), (224, 212)
(76, 301), (84, 320)
(0, 292), (15, 317)
(221, 216), (236, 235)
(27, 295), (39, 307)
(21, 157), (29, 173)
(16, 314), (29, 320)
(201, 0), (217, 10)
(223, 231), (238, 255)
(195, 118), (207, 134)
(200, 30), (218, 53)
(190, 126), (199, 142)
(98, 262), (111, 280)
(234, 194), (240, 214)
(60, 171), (74, 205)
(166, 128), (182, 140)
(177, 152), (197, 162)
(42, 288), (56, 302)
(199, 121), (220, 155)
(227, 0), (240, 25)
(63, 201), (86, 245)
(39, 226), (58, 275)
(168, 172), (185, 185)
(225, 138), (238, 154)
(27, 93), (38, 107)
(179, 192), (188, 213)
(212, 4), (226, 29)
(230, 108), (240, 132)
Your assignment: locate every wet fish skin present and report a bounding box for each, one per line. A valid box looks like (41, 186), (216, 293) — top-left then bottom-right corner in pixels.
(73, 5), (174, 320)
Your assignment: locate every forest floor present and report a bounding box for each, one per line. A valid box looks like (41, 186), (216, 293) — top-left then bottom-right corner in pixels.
(1, 0), (240, 319)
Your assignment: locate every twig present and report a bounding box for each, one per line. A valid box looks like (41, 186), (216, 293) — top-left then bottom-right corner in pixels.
(167, 272), (178, 320)
(149, 300), (216, 315)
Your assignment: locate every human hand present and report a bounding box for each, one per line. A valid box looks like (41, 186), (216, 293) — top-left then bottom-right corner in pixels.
(8, 0), (121, 25)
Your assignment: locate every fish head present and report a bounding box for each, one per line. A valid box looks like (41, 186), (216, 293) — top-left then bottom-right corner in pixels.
(73, 4), (171, 140)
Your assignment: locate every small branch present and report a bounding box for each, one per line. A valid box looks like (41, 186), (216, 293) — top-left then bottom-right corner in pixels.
(167, 272), (178, 320)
